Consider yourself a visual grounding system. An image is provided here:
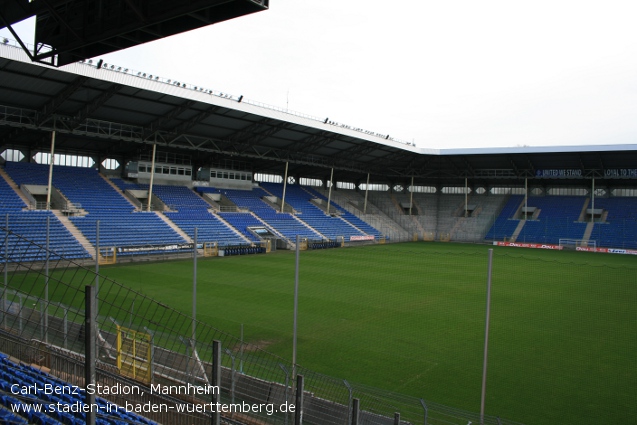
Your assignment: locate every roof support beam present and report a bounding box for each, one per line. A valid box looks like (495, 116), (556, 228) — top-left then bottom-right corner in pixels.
(37, 76), (88, 126)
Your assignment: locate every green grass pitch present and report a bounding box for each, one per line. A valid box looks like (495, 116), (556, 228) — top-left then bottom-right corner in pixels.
(94, 242), (636, 424)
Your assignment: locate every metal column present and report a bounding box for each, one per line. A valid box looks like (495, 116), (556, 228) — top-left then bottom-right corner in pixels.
(480, 249), (494, 424)
(326, 168), (334, 215)
(85, 285), (96, 425)
(147, 143), (157, 212)
(282, 161), (289, 213)
(46, 131), (55, 210)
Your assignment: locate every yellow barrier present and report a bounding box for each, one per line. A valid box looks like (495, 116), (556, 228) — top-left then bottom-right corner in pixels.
(117, 326), (152, 384)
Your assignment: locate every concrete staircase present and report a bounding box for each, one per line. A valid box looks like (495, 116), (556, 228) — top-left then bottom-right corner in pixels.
(510, 220), (526, 242)
(51, 210), (96, 259)
(156, 212), (193, 243)
(100, 174), (140, 210)
(582, 221), (595, 243)
(213, 211), (254, 244)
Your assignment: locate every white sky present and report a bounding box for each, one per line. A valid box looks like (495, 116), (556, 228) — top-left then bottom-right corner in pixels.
(3, 0), (637, 149)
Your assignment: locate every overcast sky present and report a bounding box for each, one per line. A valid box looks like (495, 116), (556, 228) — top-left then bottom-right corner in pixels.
(3, 0), (637, 149)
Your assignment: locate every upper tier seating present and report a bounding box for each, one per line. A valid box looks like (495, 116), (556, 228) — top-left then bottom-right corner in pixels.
(109, 177), (140, 192)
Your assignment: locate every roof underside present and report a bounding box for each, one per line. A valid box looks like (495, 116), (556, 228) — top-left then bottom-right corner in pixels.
(0, 0), (269, 66)
(1, 49), (636, 189)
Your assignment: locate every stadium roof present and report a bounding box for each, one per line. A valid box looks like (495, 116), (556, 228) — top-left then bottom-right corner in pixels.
(1, 43), (637, 189)
(0, 0), (269, 67)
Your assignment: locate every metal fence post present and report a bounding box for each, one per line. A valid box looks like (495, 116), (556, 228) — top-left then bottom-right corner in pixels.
(295, 374), (304, 425)
(212, 340), (221, 425)
(85, 285), (96, 425)
(224, 348), (236, 404)
(14, 293), (19, 333)
(279, 364), (290, 425)
(293, 234), (300, 380)
(3, 213), (8, 325)
(344, 380), (353, 425)
(351, 398), (360, 425)
(143, 327), (155, 386)
(40, 301), (44, 340)
(63, 305), (68, 349)
(419, 399), (428, 425)
(480, 249), (494, 425)
(45, 216), (49, 343)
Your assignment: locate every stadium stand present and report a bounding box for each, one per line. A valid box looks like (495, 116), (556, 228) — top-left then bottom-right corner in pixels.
(3, 160), (637, 256)
(514, 196), (588, 244)
(0, 353), (157, 425)
(303, 186), (383, 238)
(310, 187), (408, 240)
(3, 162), (187, 257)
(0, 165), (91, 262)
(217, 211), (277, 243)
(145, 184), (250, 246)
(260, 183), (384, 241)
(589, 197), (637, 249)
(483, 195), (635, 246)
(260, 182), (363, 240)
(197, 186), (322, 242)
(108, 177), (140, 192)
(484, 195), (525, 241)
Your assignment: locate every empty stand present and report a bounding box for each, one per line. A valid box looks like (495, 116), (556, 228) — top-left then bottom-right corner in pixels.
(589, 197), (637, 249)
(484, 195), (525, 241)
(260, 183), (380, 241)
(4, 163), (186, 257)
(484, 195), (637, 248)
(0, 164), (91, 262)
(147, 184), (250, 246)
(197, 186), (322, 243)
(0, 353), (157, 425)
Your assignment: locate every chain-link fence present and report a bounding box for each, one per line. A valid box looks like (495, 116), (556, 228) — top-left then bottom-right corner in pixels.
(0, 220), (539, 425)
